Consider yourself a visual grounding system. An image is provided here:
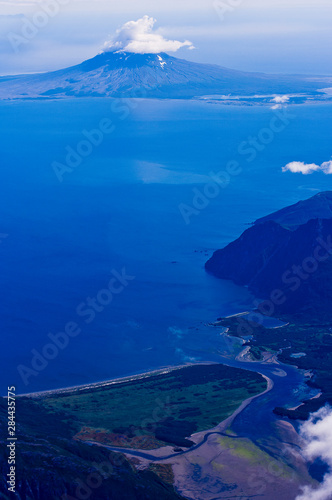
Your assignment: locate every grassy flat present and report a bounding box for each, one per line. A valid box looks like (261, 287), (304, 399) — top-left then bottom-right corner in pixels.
(25, 363), (267, 449)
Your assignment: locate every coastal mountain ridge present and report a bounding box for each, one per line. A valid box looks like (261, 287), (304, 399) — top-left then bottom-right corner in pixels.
(206, 191), (332, 315)
(255, 191), (332, 229)
(1, 51), (332, 99)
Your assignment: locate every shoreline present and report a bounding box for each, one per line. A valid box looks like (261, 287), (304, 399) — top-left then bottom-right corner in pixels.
(16, 351), (274, 399)
(14, 359), (275, 461)
(16, 364), (192, 398)
(188, 372), (274, 443)
(17, 360), (247, 399)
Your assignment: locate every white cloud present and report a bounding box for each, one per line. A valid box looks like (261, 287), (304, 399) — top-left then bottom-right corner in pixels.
(282, 159), (332, 175)
(102, 15), (194, 54)
(282, 162), (322, 174)
(272, 95), (290, 103)
(296, 406), (332, 500)
(321, 161), (332, 173)
(271, 95), (290, 110)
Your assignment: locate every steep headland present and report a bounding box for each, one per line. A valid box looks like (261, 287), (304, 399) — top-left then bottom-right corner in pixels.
(206, 191), (332, 317)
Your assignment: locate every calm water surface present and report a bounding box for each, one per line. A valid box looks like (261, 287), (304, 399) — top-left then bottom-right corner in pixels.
(0, 99), (331, 396)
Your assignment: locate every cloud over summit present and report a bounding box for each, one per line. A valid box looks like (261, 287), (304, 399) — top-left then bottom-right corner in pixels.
(103, 16), (194, 54)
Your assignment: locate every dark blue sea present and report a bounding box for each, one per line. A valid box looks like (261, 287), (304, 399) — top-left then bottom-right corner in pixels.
(1, 98), (332, 395)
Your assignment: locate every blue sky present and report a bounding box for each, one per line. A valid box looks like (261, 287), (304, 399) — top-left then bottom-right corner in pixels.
(0, 0), (331, 75)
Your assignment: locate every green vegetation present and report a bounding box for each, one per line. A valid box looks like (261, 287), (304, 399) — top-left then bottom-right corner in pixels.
(0, 364), (266, 499)
(215, 436), (293, 479)
(25, 364), (267, 449)
(220, 313), (332, 419)
(0, 398), (185, 500)
(217, 436), (272, 465)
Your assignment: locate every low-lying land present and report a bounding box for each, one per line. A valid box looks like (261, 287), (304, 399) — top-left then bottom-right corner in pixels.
(0, 363), (268, 499)
(219, 313), (332, 419)
(0, 396), (185, 500)
(20, 364), (267, 450)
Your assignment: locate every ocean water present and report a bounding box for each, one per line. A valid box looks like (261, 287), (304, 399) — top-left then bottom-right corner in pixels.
(1, 98), (332, 394)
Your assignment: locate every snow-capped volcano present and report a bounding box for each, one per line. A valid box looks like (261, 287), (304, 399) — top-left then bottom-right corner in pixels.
(0, 50), (331, 100)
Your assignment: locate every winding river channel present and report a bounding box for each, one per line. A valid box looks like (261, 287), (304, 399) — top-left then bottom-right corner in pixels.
(91, 352), (316, 462)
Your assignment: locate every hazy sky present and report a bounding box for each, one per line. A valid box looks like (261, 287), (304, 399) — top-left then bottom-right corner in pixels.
(0, 0), (331, 75)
